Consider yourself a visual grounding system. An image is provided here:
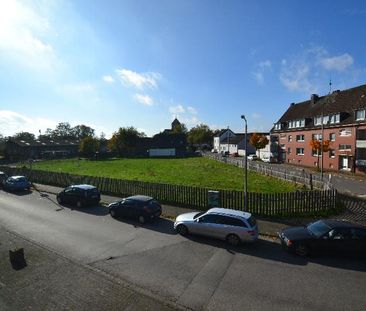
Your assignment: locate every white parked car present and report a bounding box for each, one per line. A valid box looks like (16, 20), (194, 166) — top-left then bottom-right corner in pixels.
(247, 154), (258, 161)
(174, 208), (259, 246)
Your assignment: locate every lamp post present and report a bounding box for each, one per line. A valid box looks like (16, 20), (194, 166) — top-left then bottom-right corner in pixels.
(241, 115), (248, 211)
(227, 126), (230, 155)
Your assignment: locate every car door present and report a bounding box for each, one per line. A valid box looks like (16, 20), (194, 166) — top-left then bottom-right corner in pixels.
(350, 228), (366, 254)
(195, 214), (222, 238)
(119, 199), (135, 218)
(326, 228), (352, 253)
(62, 187), (73, 204)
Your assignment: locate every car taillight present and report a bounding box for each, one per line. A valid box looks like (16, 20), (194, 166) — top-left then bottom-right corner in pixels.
(247, 230), (256, 236)
(143, 206), (152, 213)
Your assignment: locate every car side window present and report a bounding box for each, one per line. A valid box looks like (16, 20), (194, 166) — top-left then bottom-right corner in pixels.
(64, 187), (73, 193)
(200, 214), (219, 224)
(221, 216), (246, 227)
(329, 228), (352, 240)
(351, 228), (366, 239)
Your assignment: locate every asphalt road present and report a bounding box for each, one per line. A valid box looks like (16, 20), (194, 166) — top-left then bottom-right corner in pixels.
(1, 189), (366, 311)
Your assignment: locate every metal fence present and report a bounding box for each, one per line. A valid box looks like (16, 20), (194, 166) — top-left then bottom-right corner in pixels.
(203, 153), (329, 190)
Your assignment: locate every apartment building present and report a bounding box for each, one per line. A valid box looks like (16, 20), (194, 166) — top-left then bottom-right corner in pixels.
(271, 84), (366, 174)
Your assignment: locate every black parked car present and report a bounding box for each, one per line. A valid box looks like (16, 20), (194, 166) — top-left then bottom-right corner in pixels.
(108, 195), (162, 224)
(0, 171), (8, 187)
(279, 219), (366, 257)
(57, 184), (101, 207)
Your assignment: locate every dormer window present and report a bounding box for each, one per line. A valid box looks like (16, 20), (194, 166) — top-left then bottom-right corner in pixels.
(314, 116), (322, 126)
(288, 119), (305, 128)
(274, 123), (282, 130)
(329, 114), (340, 124)
(356, 108), (366, 121)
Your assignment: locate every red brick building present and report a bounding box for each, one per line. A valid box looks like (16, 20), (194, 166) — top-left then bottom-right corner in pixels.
(271, 84), (366, 175)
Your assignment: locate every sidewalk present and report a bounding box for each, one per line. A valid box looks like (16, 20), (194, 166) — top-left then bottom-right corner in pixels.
(33, 183), (304, 237)
(0, 226), (179, 311)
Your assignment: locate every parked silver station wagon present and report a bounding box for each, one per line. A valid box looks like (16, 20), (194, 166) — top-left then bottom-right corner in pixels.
(174, 208), (259, 246)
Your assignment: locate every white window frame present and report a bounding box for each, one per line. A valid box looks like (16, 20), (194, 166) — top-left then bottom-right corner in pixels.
(329, 114), (340, 124)
(356, 109), (366, 121)
(339, 129), (352, 137)
(296, 148), (304, 155)
(296, 134), (305, 142)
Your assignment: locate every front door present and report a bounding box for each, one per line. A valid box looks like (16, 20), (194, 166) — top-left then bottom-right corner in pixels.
(339, 156), (350, 170)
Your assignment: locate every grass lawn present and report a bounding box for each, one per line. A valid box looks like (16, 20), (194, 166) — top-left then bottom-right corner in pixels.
(31, 157), (300, 193)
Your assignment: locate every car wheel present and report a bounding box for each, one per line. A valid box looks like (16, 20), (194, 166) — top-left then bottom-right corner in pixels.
(110, 209), (116, 218)
(295, 244), (309, 257)
(176, 224), (188, 236)
(226, 234), (240, 246)
(138, 215), (146, 224)
(76, 200), (83, 208)
(57, 196), (63, 204)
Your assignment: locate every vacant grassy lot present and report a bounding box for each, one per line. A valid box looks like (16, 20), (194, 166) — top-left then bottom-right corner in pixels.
(31, 157), (299, 193)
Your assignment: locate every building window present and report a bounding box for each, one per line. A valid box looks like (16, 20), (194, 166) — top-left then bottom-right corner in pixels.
(329, 149), (335, 158)
(274, 123), (282, 130)
(356, 109), (366, 121)
(288, 119), (305, 128)
(296, 134), (305, 142)
(339, 129), (352, 137)
(312, 149), (322, 156)
(329, 114), (340, 124)
(296, 148), (304, 155)
(312, 133), (322, 140)
(339, 144), (351, 150)
(288, 135), (292, 142)
(314, 116), (322, 125)
(288, 147), (291, 154)
(329, 133), (336, 141)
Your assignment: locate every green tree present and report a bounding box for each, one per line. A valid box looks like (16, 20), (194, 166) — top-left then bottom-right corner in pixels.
(72, 125), (95, 140)
(13, 132), (36, 141)
(79, 136), (99, 157)
(52, 122), (74, 139)
(108, 127), (145, 156)
(187, 124), (213, 148)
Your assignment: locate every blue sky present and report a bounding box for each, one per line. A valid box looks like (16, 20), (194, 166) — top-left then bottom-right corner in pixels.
(1, 0), (366, 138)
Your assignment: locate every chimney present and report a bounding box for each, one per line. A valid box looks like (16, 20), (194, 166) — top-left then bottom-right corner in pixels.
(311, 94), (319, 105)
(332, 90), (340, 94)
(290, 102), (295, 106)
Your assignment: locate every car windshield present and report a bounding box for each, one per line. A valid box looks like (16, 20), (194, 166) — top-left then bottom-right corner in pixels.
(193, 212), (205, 219)
(307, 220), (331, 238)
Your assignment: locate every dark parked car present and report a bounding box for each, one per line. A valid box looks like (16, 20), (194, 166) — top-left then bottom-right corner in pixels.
(108, 195), (162, 224)
(279, 219), (366, 256)
(57, 184), (101, 207)
(0, 171), (8, 187)
(3, 176), (31, 191)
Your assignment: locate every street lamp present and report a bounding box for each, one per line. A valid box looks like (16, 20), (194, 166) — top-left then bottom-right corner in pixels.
(241, 115), (248, 211)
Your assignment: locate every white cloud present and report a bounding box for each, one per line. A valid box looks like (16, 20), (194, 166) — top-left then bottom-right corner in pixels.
(0, 110), (57, 136)
(253, 60), (272, 86)
(252, 113), (261, 119)
(169, 105), (185, 114)
(133, 94), (154, 106)
(280, 47), (356, 93)
(0, 0), (55, 70)
(259, 60), (272, 69)
(116, 69), (161, 90)
(187, 106), (197, 115)
(103, 75), (115, 83)
(59, 83), (95, 94)
(280, 63), (315, 93)
(253, 72), (264, 85)
(319, 53), (354, 71)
